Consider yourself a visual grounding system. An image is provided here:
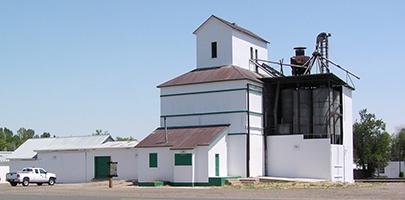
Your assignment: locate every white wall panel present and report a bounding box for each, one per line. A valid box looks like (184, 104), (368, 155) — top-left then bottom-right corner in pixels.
(267, 135), (331, 179)
(208, 134), (228, 177)
(227, 135), (246, 177)
(342, 87), (354, 183)
(0, 165), (9, 183)
(137, 148), (173, 183)
(232, 30), (268, 71)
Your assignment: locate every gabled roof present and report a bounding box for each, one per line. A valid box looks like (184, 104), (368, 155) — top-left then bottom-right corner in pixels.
(193, 15), (269, 43)
(135, 124), (229, 150)
(158, 65), (263, 88)
(9, 135), (112, 159)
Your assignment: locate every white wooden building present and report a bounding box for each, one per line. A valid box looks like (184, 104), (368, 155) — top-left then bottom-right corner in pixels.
(0, 151), (12, 183)
(136, 15), (355, 186)
(8, 135), (138, 183)
(377, 161), (405, 178)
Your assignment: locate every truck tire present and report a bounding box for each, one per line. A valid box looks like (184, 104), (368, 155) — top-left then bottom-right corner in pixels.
(48, 178), (55, 186)
(22, 178), (30, 187)
(10, 182), (17, 187)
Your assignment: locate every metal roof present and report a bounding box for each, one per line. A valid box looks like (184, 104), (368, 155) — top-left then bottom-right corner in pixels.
(92, 141), (139, 149)
(9, 135), (112, 159)
(158, 65), (263, 88)
(261, 73), (354, 90)
(135, 124), (229, 150)
(193, 15), (269, 43)
(0, 151), (12, 162)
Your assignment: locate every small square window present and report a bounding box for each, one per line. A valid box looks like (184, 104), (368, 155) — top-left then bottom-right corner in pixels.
(149, 153), (157, 168)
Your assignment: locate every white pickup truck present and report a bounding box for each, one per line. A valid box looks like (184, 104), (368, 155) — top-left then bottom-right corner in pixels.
(6, 167), (56, 187)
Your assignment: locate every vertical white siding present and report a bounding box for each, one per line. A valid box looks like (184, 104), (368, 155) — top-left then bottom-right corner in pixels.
(342, 87), (354, 183)
(194, 147), (209, 182)
(331, 145), (344, 182)
(137, 148), (173, 182)
(208, 134), (228, 178)
(0, 164), (9, 183)
(87, 148), (137, 181)
(38, 151), (87, 183)
(380, 161), (405, 178)
(267, 135), (331, 179)
(195, 18), (233, 68)
(227, 135), (246, 177)
(172, 150), (194, 183)
(232, 30), (268, 71)
(249, 135), (264, 177)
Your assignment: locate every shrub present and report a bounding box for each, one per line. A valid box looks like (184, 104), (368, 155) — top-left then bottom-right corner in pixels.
(400, 171), (404, 178)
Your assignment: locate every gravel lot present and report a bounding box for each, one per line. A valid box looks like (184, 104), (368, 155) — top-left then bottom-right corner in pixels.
(0, 181), (404, 200)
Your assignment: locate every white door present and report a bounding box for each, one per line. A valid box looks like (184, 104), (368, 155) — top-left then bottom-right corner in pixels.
(38, 169), (48, 182)
(32, 169), (42, 182)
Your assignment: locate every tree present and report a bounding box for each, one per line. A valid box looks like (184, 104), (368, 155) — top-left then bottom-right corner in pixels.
(391, 128), (405, 160)
(40, 132), (51, 138)
(16, 128), (35, 146)
(0, 127), (16, 150)
(353, 109), (391, 177)
(93, 129), (110, 136)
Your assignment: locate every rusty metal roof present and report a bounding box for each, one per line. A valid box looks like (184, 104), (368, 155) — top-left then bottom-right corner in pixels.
(158, 65), (263, 88)
(193, 15), (269, 44)
(135, 124), (229, 150)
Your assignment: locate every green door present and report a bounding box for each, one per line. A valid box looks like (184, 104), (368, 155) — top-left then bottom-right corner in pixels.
(94, 156), (111, 179)
(215, 154), (219, 176)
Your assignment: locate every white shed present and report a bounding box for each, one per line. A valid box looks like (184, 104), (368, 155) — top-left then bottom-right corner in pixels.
(8, 135), (138, 183)
(136, 125), (231, 186)
(378, 161), (405, 178)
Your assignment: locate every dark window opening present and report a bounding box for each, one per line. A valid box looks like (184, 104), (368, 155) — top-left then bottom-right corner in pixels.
(175, 153), (192, 166)
(263, 77), (345, 145)
(250, 47), (254, 60)
(211, 42), (217, 58)
(255, 49), (258, 60)
(149, 153), (158, 168)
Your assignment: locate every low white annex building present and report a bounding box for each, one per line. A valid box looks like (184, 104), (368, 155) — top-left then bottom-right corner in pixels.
(378, 161), (405, 178)
(8, 135), (138, 183)
(0, 151), (12, 183)
(136, 15), (355, 186)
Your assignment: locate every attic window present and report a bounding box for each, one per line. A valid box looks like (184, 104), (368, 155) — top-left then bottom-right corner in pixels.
(211, 42), (217, 58)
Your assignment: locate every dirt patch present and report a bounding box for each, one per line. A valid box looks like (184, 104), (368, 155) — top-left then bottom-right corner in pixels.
(225, 181), (383, 189)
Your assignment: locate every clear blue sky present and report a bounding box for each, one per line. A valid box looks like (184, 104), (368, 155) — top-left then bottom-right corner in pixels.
(1, 0), (404, 139)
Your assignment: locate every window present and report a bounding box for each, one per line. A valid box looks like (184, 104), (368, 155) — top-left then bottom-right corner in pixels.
(23, 168), (33, 172)
(175, 153), (192, 166)
(211, 42), (217, 58)
(35, 169), (39, 174)
(250, 47), (254, 60)
(149, 153), (158, 168)
(378, 167), (385, 174)
(39, 169), (47, 174)
(255, 49), (258, 60)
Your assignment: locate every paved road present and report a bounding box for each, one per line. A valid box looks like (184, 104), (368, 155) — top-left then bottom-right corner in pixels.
(0, 182), (404, 200)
